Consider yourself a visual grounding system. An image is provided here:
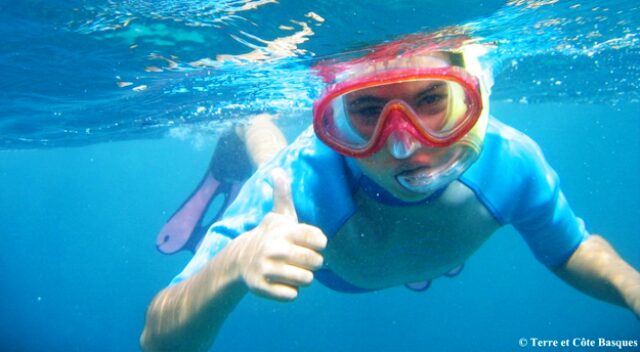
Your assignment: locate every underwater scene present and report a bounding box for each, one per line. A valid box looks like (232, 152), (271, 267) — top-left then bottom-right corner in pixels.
(1, 0), (639, 351)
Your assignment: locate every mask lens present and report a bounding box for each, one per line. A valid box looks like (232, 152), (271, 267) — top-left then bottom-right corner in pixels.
(320, 78), (474, 150)
(414, 79), (471, 139)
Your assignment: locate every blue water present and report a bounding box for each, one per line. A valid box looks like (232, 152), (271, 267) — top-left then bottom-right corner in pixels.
(1, 0), (639, 351)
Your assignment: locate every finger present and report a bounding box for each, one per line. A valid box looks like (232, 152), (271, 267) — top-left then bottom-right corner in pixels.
(285, 246), (324, 271)
(271, 168), (298, 221)
(289, 224), (328, 252)
(253, 282), (299, 302)
(265, 264), (315, 287)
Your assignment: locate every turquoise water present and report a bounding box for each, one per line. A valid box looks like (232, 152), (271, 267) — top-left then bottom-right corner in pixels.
(1, 0), (639, 351)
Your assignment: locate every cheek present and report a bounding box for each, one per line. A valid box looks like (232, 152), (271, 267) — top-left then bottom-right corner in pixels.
(357, 159), (380, 176)
(355, 153), (397, 184)
(357, 152), (389, 173)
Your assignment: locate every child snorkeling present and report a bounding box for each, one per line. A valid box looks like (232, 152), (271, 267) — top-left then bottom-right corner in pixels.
(141, 35), (640, 351)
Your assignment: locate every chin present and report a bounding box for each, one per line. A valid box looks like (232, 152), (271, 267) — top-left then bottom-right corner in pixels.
(392, 185), (436, 202)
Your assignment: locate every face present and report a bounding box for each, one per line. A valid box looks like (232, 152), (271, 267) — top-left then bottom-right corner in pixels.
(315, 51), (485, 201)
(349, 54), (467, 201)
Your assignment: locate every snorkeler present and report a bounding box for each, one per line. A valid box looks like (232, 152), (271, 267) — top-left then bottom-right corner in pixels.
(141, 35), (640, 351)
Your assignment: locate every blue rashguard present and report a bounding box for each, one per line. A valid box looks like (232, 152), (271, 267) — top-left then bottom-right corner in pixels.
(170, 117), (589, 288)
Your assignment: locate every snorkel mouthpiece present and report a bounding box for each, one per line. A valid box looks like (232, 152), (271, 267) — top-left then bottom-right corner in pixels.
(395, 144), (479, 194)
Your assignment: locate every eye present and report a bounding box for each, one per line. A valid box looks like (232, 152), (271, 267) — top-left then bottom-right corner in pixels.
(347, 97), (386, 127)
(417, 93), (446, 106)
(415, 83), (449, 116)
(349, 104), (383, 124)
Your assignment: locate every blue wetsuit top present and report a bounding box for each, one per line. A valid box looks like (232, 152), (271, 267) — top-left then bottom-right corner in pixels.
(170, 117), (589, 290)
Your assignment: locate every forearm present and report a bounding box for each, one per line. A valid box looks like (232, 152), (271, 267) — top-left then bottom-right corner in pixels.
(140, 240), (249, 352)
(553, 235), (640, 312)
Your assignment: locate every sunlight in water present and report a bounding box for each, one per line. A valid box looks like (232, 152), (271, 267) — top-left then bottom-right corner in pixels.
(2, 0), (639, 148)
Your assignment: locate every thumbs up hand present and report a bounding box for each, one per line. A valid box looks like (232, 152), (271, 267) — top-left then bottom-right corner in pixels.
(233, 168), (327, 301)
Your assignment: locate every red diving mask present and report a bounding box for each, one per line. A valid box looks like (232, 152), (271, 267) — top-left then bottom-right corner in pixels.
(313, 65), (483, 158)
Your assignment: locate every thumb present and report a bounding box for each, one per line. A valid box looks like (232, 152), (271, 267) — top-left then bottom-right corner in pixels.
(271, 168), (298, 222)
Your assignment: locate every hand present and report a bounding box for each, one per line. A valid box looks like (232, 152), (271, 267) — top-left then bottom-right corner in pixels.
(234, 168), (327, 301)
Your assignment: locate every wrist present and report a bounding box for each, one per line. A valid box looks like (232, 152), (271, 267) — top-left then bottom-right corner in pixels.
(196, 238), (250, 304)
(220, 233), (252, 290)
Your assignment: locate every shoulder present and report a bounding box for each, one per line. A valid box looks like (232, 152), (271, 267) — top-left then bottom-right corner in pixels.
(476, 116), (555, 187)
(461, 117), (559, 224)
(230, 127), (356, 233)
(485, 118), (547, 170)
(463, 117), (589, 267)
(286, 128), (358, 232)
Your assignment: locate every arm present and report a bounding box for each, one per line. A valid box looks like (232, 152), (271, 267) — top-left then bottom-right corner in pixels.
(141, 115), (293, 351)
(472, 122), (640, 318)
(140, 240), (249, 352)
(240, 113), (287, 167)
(141, 170), (326, 351)
(552, 234), (640, 318)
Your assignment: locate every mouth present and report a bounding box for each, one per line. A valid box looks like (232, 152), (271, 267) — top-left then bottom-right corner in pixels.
(395, 166), (436, 193)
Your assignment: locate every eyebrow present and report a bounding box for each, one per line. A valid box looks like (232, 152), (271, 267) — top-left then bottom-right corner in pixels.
(416, 82), (446, 97)
(346, 96), (386, 109)
(346, 81), (448, 108)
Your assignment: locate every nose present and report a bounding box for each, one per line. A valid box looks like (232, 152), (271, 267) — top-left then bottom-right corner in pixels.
(387, 129), (420, 159)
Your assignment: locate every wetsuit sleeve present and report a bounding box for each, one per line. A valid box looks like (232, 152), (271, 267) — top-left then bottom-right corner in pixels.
(170, 127), (355, 285)
(461, 119), (589, 267)
(508, 131), (590, 267)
